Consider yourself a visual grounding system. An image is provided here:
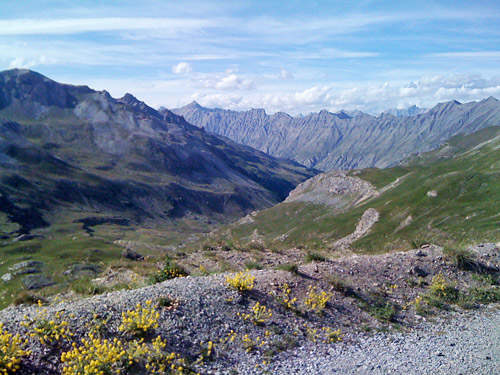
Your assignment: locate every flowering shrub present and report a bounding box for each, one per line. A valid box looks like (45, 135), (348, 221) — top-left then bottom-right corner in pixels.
(119, 301), (160, 337)
(225, 272), (255, 293)
(149, 261), (188, 284)
(238, 302), (272, 326)
(430, 273), (458, 301)
(304, 286), (332, 313)
(22, 309), (72, 346)
(61, 334), (127, 375)
(129, 336), (188, 374)
(0, 324), (31, 374)
(322, 327), (342, 343)
(272, 283), (298, 310)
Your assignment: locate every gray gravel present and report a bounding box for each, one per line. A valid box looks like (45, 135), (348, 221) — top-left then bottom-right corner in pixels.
(2, 271), (500, 374)
(238, 305), (500, 374)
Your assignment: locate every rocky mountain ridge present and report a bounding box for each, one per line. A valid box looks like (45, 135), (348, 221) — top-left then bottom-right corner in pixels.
(173, 97), (500, 170)
(0, 69), (315, 234)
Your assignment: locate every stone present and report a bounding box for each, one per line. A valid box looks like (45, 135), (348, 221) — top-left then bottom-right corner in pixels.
(13, 234), (44, 242)
(409, 266), (429, 278)
(121, 248), (144, 261)
(63, 263), (101, 279)
(23, 275), (55, 290)
(8, 261), (44, 272)
(1, 273), (12, 282)
(13, 267), (41, 276)
(468, 243), (498, 257)
(427, 190), (438, 197)
(415, 250), (427, 257)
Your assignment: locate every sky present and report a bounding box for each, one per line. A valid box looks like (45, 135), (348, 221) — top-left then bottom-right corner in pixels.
(0, 0), (499, 115)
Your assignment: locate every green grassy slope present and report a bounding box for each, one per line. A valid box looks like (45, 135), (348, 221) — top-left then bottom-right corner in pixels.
(205, 126), (500, 254)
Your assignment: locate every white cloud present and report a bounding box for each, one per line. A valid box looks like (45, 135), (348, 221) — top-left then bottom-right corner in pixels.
(175, 73), (500, 115)
(194, 68), (256, 91)
(8, 56), (58, 69)
(428, 51), (500, 59)
(280, 68), (293, 80)
(190, 92), (243, 108)
(0, 17), (216, 36)
(172, 61), (193, 74)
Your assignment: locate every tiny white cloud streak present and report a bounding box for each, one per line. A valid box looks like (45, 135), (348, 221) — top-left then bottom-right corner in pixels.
(428, 51), (500, 58)
(280, 68), (293, 80)
(0, 17), (216, 35)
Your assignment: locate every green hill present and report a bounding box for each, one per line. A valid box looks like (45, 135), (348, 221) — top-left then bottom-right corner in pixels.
(205, 126), (500, 254)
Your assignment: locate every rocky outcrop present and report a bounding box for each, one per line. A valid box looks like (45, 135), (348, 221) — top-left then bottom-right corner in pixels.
(333, 208), (380, 250)
(285, 170), (379, 209)
(173, 97), (500, 171)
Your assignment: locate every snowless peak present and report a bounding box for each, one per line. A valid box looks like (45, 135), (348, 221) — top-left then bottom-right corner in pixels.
(186, 100), (203, 109)
(483, 96), (499, 103)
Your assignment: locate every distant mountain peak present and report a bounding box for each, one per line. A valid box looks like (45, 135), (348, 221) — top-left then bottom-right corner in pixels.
(121, 92), (140, 104)
(335, 110), (351, 120)
(483, 96), (499, 103)
(186, 100), (203, 109)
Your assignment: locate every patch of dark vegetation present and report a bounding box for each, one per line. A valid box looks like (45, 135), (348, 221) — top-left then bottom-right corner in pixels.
(149, 256), (189, 284)
(276, 263), (299, 275)
(244, 261), (262, 270)
(13, 292), (47, 306)
(74, 216), (131, 235)
(305, 252), (327, 263)
(0, 189), (49, 234)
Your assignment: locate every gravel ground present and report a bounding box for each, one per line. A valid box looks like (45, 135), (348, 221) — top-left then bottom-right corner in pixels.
(1, 246), (500, 374)
(236, 306), (500, 374)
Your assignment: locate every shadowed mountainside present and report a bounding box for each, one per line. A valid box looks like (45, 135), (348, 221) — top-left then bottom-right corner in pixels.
(0, 69), (315, 235)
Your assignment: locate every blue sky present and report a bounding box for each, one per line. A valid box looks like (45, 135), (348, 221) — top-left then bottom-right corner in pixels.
(0, 0), (499, 114)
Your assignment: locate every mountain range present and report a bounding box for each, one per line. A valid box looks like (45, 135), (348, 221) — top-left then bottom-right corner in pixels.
(0, 69), (315, 235)
(173, 98), (500, 170)
(205, 124), (500, 253)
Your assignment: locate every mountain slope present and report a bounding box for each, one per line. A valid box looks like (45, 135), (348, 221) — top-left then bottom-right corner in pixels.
(0, 69), (315, 234)
(203, 125), (500, 253)
(173, 98), (500, 170)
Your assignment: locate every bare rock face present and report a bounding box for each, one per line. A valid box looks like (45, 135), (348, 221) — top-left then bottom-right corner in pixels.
(174, 97), (500, 171)
(285, 170), (379, 210)
(333, 208), (380, 250)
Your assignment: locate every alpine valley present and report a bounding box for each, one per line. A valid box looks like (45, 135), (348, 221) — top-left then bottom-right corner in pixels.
(1, 69), (500, 375)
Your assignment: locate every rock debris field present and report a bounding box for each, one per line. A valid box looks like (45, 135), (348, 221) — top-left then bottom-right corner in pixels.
(0, 245), (499, 374)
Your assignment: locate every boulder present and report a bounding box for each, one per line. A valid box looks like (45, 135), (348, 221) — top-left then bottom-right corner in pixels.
(23, 275), (55, 290)
(409, 266), (429, 278)
(468, 243), (499, 258)
(63, 263), (101, 280)
(122, 248), (144, 261)
(13, 267), (41, 276)
(8, 261), (44, 272)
